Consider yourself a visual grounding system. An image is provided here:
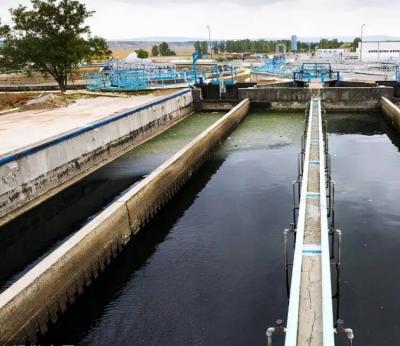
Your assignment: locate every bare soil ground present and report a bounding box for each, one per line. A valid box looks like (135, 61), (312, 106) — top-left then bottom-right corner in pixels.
(0, 88), (183, 112)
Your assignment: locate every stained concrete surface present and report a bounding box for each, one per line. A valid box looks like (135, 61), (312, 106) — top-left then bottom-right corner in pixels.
(0, 91), (177, 157)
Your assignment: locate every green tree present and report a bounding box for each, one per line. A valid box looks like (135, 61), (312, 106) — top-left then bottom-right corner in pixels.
(0, 0), (110, 91)
(200, 41), (208, 54)
(151, 44), (159, 56)
(212, 41), (219, 54)
(318, 38), (342, 49)
(135, 48), (149, 59)
(194, 41), (201, 53)
(89, 36), (111, 60)
(159, 41), (176, 56)
(159, 42), (169, 55)
(352, 37), (361, 52)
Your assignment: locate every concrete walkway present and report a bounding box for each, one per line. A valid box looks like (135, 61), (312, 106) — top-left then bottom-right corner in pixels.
(285, 98), (334, 346)
(297, 99), (323, 345)
(0, 91), (177, 157)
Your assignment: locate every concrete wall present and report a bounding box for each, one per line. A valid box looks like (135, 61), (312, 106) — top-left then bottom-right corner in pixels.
(0, 89), (193, 226)
(238, 87), (313, 110)
(326, 80), (377, 88)
(0, 99), (250, 344)
(377, 81), (400, 97)
(381, 97), (400, 131)
(321, 87), (393, 110)
(238, 86), (394, 110)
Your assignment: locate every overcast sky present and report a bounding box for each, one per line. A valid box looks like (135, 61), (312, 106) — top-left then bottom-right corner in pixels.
(1, 0), (399, 40)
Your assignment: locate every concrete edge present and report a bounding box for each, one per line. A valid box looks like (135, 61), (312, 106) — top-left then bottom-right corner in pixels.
(381, 96), (400, 131)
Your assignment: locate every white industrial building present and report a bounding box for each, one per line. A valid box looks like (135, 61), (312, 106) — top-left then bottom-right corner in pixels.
(358, 41), (400, 62)
(315, 48), (346, 59)
(314, 48), (359, 62)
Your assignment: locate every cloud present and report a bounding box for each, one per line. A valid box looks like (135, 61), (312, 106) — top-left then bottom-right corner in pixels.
(1, 0), (400, 39)
(113, 0), (292, 4)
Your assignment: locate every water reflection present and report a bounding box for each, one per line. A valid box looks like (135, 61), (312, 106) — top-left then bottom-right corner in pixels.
(329, 112), (400, 345)
(0, 113), (221, 291)
(40, 112), (302, 346)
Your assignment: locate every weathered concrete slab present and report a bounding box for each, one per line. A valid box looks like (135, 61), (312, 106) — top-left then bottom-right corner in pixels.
(298, 256), (323, 346)
(0, 91), (177, 156)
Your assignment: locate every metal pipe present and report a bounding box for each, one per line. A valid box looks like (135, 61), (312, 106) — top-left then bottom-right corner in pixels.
(336, 229), (342, 269)
(335, 319), (354, 345)
(266, 320), (286, 346)
(206, 25), (212, 59)
(266, 327), (275, 346)
(284, 229), (289, 271)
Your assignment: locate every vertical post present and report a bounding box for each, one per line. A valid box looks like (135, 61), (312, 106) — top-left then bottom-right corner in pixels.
(207, 25), (212, 59)
(360, 24), (365, 62)
(284, 229), (289, 271)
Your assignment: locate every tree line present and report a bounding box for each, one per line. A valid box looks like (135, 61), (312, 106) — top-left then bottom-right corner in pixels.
(151, 42), (176, 57)
(193, 38), (361, 54)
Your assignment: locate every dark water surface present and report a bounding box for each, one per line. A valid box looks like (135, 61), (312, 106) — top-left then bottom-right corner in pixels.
(0, 113), (221, 291)
(41, 112), (303, 345)
(329, 112), (400, 346)
(7, 110), (400, 346)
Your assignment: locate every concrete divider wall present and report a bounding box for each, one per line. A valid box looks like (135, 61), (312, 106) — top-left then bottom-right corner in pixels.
(238, 87), (312, 110)
(321, 87), (393, 110)
(238, 86), (394, 110)
(381, 97), (400, 131)
(0, 89), (193, 226)
(0, 99), (250, 344)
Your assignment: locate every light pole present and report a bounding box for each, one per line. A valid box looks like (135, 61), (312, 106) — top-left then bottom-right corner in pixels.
(360, 24), (365, 62)
(206, 25), (212, 59)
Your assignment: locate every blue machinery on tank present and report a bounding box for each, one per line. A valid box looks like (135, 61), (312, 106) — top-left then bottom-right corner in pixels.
(84, 60), (199, 91)
(85, 54), (238, 91)
(265, 103), (354, 346)
(293, 63), (340, 83)
(251, 59), (341, 83)
(193, 51), (238, 93)
(251, 55), (294, 78)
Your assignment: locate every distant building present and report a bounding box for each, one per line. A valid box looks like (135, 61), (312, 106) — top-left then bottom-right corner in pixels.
(291, 35), (298, 52)
(315, 48), (346, 59)
(358, 40), (400, 62)
(341, 52), (359, 61)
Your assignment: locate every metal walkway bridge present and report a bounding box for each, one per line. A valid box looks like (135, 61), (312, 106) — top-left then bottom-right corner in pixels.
(285, 98), (334, 345)
(267, 97), (354, 345)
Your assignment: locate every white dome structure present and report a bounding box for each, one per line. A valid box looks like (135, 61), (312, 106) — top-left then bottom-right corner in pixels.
(125, 52), (139, 63)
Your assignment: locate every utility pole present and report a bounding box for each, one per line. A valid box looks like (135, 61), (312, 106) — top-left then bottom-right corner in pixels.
(207, 25), (212, 59)
(360, 24), (365, 62)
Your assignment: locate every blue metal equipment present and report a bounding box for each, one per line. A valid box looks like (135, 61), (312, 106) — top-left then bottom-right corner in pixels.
(210, 64), (238, 86)
(192, 51), (205, 84)
(85, 60), (198, 91)
(293, 63), (340, 83)
(251, 55), (293, 77)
